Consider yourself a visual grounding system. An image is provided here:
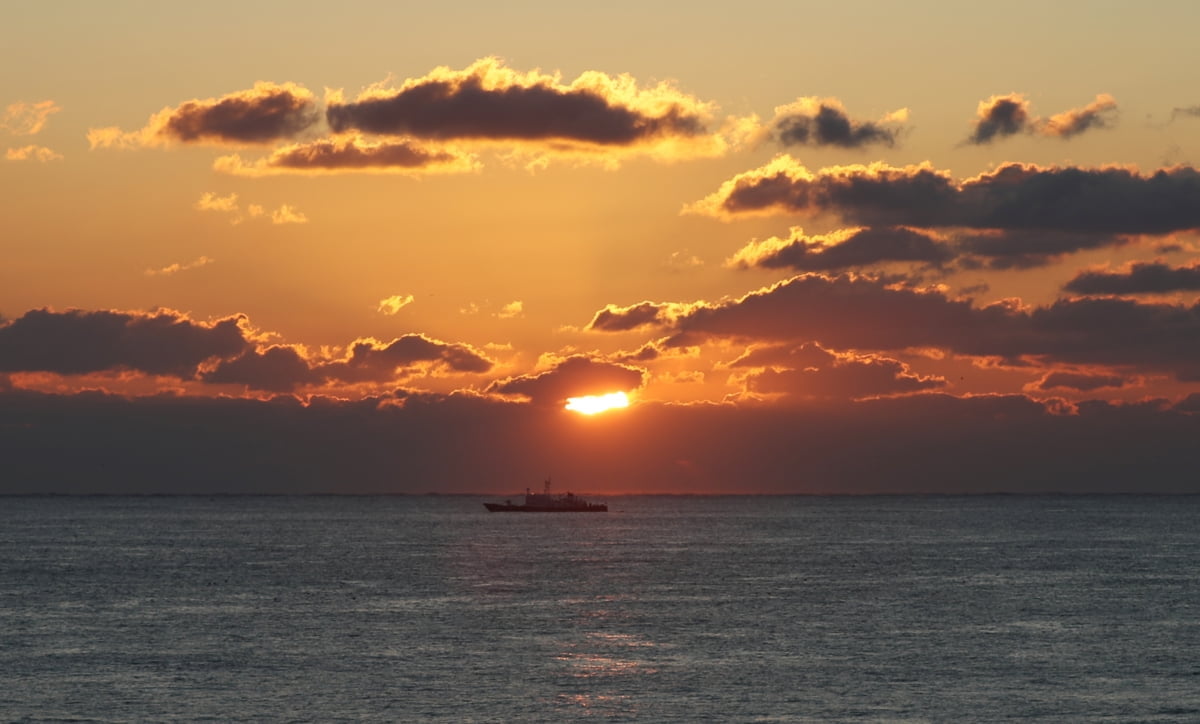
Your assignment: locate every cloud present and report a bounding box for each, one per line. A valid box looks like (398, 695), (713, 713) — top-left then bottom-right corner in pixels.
(966, 93), (1032, 144)
(497, 301), (523, 319)
(1041, 93), (1118, 138)
(325, 57), (723, 161)
(488, 355), (645, 406)
(1, 100), (60, 135)
(213, 135), (478, 176)
(769, 97), (903, 149)
(597, 273), (1200, 380)
(965, 93), (1117, 144)
(194, 191), (307, 226)
(5, 145), (63, 162)
(688, 156), (1200, 234)
(728, 226), (954, 272)
(145, 256), (214, 276)
(1063, 261), (1200, 295)
(195, 191), (239, 213)
(587, 301), (677, 332)
(1171, 106), (1200, 121)
(3, 388), (1199, 494)
(955, 229), (1124, 269)
(746, 356), (946, 401)
(378, 294), (415, 315)
(200, 345), (317, 392)
(271, 204), (308, 225)
(0, 308), (248, 377)
(1034, 371), (1129, 392)
(318, 335), (494, 384)
(88, 82), (319, 149)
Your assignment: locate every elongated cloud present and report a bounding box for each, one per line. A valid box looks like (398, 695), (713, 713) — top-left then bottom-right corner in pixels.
(0, 308), (248, 377)
(1035, 371), (1128, 392)
(689, 156), (1200, 234)
(956, 229), (1123, 269)
(1041, 93), (1117, 138)
(145, 256), (214, 276)
(729, 226), (953, 271)
(5, 145), (62, 162)
(1063, 261), (1200, 295)
(1171, 106), (1200, 121)
(488, 355), (645, 406)
(214, 135), (477, 176)
(325, 57), (721, 159)
(5, 388), (1199, 494)
(593, 273), (1200, 379)
(966, 93), (1117, 144)
(771, 97), (903, 148)
(88, 82), (319, 149)
(1, 100), (60, 135)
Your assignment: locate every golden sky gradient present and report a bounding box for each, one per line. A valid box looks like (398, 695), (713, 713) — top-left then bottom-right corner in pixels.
(3, 1), (1200, 493)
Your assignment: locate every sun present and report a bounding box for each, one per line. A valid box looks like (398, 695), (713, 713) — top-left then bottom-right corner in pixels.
(565, 391), (630, 415)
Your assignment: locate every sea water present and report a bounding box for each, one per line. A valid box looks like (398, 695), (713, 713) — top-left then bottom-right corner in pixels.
(2, 495), (1198, 722)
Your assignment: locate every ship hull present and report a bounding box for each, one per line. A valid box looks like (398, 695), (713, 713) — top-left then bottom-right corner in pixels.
(484, 502), (607, 512)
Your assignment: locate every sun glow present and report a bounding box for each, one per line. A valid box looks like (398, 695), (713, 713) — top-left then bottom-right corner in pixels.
(565, 391), (630, 415)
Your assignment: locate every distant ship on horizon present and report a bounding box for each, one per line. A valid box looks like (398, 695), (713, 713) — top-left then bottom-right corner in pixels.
(484, 478), (608, 512)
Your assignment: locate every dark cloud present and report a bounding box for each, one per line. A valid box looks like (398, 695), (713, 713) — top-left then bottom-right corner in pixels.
(321, 336), (494, 383)
(956, 229), (1124, 269)
(636, 273), (1200, 380)
(326, 58), (711, 149)
(1041, 94), (1117, 138)
(691, 157), (1200, 235)
(967, 94), (1032, 144)
(729, 226), (954, 271)
(487, 355), (645, 406)
(588, 302), (672, 332)
(1063, 261), (1200, 295)
(214, 136), (476, 176)
(3, 388), (1199, 494)
(0, 308), (248, 377)
(965, 93), (1116, 144)
(727, 342), (945, 400)
(772, 99), (901, 148)
(0, 310), (493, 391)
(1035, 371), (1128, 392)
(201, 346), (317, 392)
(89, 83), (319, 148)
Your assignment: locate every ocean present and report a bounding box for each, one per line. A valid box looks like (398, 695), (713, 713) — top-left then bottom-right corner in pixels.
(2, 495), (1198, 722)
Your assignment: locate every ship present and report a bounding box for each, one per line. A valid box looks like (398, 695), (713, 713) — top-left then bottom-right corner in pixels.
(484, 478), (608, 512)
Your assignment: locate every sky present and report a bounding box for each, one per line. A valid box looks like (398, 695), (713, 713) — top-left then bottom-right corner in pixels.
(3, 0), (1200, 494)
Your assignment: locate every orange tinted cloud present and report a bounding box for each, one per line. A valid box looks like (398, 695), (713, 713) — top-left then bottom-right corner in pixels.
(325, 57), (724, 161)
(1, 100), (60, 135)
(1041, 93), (1118, 138)
(213, 135), (478, 176)
(5, 144), (62, 162)
(145, 256), (214, 276)
(88, 82), (319, 149)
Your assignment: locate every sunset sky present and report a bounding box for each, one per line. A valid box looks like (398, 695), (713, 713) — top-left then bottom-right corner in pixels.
(4, 1), (1200, 494)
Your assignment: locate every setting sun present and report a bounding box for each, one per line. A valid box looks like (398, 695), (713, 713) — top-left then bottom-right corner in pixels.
(565, 391), (630, 415)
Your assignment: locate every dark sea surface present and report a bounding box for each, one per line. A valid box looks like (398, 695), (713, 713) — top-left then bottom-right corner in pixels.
(2, 495), (1198, 722)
